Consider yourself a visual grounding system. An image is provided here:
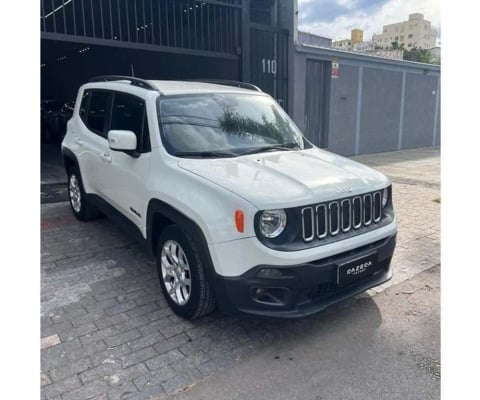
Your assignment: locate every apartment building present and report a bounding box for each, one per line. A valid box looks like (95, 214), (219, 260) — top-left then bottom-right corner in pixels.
(332, 29), (363, 50)
(372, 13), (437, 49)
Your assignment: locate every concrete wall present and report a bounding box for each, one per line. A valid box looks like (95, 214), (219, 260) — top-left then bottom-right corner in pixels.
(328, 64), (358, 154)
(293, 44), (441, 155)
(298, 31), (332, 48)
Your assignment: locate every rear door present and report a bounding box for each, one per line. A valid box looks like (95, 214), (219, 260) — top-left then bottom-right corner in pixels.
(76, 89), (113, 196)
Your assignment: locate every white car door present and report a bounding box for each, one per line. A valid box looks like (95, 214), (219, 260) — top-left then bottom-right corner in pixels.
(103, 91), (151, 230)
(76, 89), (113, 197)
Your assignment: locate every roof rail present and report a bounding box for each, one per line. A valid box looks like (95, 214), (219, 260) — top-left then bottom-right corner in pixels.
(88, 76), (160, 92)
(192, 79), (263, 92)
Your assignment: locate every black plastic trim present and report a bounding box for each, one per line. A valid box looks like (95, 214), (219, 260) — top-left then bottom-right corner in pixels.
(211, 234), (397, 318)
(188, 79), (262, 92)
(89, 75), (160, 92)
(61, 147), (80, 172)
(87, 194), (151, 255)
(145, 199), (218, 282)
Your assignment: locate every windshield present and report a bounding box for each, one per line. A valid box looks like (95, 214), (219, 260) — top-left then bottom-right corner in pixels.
(158, 94), (310, 157)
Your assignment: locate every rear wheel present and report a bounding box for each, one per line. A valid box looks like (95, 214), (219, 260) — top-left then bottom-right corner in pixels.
(156, 225), (216, 319)
(67, 166), (99, 221)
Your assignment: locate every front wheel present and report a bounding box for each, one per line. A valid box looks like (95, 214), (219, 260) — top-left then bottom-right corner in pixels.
(156, 225), (216, 319)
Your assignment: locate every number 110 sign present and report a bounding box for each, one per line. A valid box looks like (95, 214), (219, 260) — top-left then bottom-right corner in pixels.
(262, 58), (277, 75)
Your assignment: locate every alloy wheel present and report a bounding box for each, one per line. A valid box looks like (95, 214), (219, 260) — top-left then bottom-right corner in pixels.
(69, 174), (82, 213)
(160, 240), (192, 305)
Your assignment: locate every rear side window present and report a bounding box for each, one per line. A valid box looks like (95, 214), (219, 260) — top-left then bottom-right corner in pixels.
(86, 90), (111, 137)
(79, 90), (90, 122)
(110, 92), (151, 153)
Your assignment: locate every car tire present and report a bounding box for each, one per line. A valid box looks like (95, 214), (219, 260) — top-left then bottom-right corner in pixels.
(67, 166), (100, 221)
(156, 225), (216, 319)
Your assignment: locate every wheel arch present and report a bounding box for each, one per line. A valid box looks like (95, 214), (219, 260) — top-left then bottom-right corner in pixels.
(146, 199), (212, 262)
(62, 147), (80, 174)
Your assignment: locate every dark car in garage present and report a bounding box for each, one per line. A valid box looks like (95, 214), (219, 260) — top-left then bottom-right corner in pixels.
(41, 100), (74, 143)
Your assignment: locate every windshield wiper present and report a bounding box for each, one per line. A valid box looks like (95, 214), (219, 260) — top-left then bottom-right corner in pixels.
(239, 143), (301, 156)
(174, 151), (237, 158)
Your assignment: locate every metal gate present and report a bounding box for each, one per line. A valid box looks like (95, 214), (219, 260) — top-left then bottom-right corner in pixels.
(250, 26), (289, 110)
(304, 59), (330, 147)
(40, 0), (241, 58)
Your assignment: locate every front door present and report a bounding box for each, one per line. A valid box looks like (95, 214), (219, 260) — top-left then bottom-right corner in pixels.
(104, 91), (152, 229)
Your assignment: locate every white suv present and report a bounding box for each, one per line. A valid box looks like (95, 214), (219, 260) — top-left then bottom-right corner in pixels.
(62, 76), (397, 319)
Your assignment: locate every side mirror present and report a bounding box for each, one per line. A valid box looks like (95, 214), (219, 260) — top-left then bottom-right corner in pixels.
(107, 130), (137, 151)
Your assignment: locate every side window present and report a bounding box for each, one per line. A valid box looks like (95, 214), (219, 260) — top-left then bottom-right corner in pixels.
(79, 90), (90, 123)
(111, 92), (150, 153)
(86, 90), (111, 137)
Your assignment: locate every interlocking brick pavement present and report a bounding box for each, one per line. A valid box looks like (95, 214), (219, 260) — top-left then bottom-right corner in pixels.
(41, 147), (440, 399)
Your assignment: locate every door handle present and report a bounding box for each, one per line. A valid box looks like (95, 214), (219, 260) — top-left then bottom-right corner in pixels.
(75, 137), (84, 146)
(101, 152), (112, 163)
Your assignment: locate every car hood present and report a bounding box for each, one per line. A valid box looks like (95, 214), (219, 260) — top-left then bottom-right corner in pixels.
(178, 148), (389, 209)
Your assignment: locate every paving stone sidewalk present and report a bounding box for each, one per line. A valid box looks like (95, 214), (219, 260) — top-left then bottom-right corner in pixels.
(41, 146), (440, 400)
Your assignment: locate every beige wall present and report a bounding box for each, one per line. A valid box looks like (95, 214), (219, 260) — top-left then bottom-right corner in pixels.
(373, 14), (437, 49)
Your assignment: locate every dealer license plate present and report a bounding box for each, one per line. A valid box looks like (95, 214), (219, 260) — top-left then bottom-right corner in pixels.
(337, 253), (378, 287)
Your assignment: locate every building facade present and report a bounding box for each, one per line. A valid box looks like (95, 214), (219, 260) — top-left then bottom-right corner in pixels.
(41, 0), (441, 156)
(41, 0), (295, 113)
(332, 28), (364, 51)
(352, 42), (404, 60)
(292, 44), (440, 155)
(372, 13), (437, 50)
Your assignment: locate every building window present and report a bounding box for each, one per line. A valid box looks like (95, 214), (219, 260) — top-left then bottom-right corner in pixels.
(408, 34), (413, 38)
(400, 35), (404, 41)
(408, 43), (412, 47)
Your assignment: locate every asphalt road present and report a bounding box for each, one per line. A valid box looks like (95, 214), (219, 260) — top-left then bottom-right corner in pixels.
(175, 266), (440, 400)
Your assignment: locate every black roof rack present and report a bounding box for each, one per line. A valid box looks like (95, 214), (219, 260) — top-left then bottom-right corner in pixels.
(89, 76), (160, 92)
(191, 79), (263, 92)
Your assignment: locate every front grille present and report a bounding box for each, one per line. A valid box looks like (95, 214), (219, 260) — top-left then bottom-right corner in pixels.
(301, 190), (385, 242)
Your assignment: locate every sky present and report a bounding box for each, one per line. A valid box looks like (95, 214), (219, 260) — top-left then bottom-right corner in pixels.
(297, 0), (441, 44)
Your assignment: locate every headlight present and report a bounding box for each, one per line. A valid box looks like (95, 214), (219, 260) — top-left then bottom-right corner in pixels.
(382, 187), (389, 207)
(259, 209), (287, 238)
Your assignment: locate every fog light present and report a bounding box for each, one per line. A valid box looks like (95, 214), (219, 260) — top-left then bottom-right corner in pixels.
(252, 287), (289, 305)
(257, 268), (283, 278)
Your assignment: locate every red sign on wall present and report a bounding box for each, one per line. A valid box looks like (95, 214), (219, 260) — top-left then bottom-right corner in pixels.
(331, 59), (339, 79)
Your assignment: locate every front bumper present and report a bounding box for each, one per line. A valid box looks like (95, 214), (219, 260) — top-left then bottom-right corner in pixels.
(212, 234), (396, 318)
